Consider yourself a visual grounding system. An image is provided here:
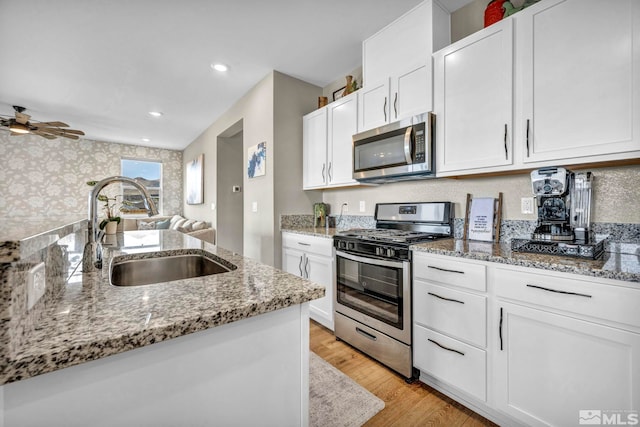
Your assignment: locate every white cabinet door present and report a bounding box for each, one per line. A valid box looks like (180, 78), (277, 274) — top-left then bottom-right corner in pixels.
(305, 252), (335, 331)
(302, 107), (327, 189)
(519, 0), (640, 163)
(282, 246), (305, 278)
(434, 19), (514, 175)
(357, 79), (390, 131)
(494, 301), (640, 426)
(391, 64), (429, 122)
(327, 93), (358, 187)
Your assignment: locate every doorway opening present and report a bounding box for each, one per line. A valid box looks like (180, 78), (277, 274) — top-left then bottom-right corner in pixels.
(216, 120), (244, 254)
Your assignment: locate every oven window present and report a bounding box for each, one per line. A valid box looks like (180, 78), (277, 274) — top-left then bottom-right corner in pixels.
(336, 255), (403, 328)
(354, 129), (409, 172)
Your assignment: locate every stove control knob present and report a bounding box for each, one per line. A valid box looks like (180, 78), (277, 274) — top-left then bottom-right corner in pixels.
(348, 242), (355, 250)
(339, 241), (347, 249)
(375, 247), (384, 256)
(386, 248), (395, 258)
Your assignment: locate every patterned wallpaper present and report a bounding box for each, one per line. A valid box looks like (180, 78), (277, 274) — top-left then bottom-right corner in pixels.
(0, 133), (182, 219)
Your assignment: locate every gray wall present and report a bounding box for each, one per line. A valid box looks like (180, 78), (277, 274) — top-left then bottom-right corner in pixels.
(0, 133), (182, 219)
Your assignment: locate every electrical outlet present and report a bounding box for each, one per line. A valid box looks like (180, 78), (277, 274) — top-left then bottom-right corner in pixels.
(27, 262), (46, 310)
(359, 201), (366, 212)
(252, 201), (258, 212)
(211, 203), (216, 210)
(342, 203), (348, 213)
(521, 197), (535, 215)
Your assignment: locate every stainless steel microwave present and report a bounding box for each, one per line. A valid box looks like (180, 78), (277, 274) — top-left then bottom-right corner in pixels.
(352, 113), (434, 183)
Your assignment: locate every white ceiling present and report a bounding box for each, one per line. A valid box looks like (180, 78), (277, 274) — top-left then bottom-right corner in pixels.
(0, 0), (469, 150)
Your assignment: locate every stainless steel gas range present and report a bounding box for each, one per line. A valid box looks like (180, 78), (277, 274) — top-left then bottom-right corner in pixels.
(333, 202), (454, 379)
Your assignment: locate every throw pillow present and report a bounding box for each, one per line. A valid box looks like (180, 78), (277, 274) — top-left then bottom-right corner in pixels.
(172, 218), (187, 230)
(138, 221), (156, 230)
(156, 219), (171, 229)
(182, 219), (197, 232)
(191, 221), (207, 231)
(169, 215), (184, 227)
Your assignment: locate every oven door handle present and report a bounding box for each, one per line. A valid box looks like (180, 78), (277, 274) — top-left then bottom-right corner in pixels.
(336, 250), (406, 269)
(403, 126), (413, 165)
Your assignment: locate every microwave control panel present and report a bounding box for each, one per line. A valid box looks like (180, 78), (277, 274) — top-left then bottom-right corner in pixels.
(414, 129), (426, 163)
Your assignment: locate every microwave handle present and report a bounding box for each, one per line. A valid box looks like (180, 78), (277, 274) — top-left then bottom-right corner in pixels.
(403, 126), (413, 165)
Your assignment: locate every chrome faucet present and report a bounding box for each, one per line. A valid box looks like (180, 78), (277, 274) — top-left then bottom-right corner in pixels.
(82, 176), (159, 272)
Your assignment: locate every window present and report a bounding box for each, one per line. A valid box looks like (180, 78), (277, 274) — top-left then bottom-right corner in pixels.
(121, 158), (162, 215)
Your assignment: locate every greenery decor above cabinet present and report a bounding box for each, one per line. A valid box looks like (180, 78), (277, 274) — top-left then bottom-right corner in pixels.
(303, 92), (358, 190)
(359, 0), (450, 132)
(434, 0), (640, 177)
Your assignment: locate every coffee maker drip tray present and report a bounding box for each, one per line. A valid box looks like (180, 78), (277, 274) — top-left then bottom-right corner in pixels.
(511, 238), (605, 260)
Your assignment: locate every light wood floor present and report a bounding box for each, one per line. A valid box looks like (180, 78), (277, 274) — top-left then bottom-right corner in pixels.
(310, 320), (497, 427)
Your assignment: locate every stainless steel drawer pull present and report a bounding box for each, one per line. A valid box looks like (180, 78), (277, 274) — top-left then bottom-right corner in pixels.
(428, 338), (465, 356)
(526, 284), (592, 298)
(428, 265), (465, 274)
(297, 242), (311, 246)
(356, 327), (377, 341)
(428, 292), (465, 304)
(499, 307), (504, 351)
(504, 123), (508, 160)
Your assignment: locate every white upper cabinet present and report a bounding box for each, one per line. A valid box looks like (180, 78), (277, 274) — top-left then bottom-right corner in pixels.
(518, 0), (640, 164)
(434, 19), (514, 174)
(359, 0), (450, 132)
(434, 0), (640, 177)
(302, 107), (328, 189)
(303, 92), (358, 190)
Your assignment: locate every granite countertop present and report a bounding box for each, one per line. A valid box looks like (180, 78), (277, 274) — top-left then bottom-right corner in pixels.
(281, 227), (340, 239)
(411, 239), (640, 283)
(1, 228), (324, 385)
(0, 216), (86, 263)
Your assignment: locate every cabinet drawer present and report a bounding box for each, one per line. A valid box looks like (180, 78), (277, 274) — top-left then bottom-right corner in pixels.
(413, 254), (486, 291)
(414, 280), (487, 347)
(282, 232), (333, 257)
(495, 268), (640, 330)
(414, 325), (487, 401)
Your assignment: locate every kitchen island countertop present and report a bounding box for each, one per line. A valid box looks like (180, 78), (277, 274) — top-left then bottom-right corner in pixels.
(411, 238), (640, 283)
(0, 226), (324, 385)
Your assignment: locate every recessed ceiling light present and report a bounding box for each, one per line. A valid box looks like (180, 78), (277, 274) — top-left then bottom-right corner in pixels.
(211, 63), (228, 72)
(141, 138), (151, 142)
(148, 111), (163, 117)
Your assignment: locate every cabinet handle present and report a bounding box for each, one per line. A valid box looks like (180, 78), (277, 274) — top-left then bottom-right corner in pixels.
(298, 255), (303, 277)
(321, 163), (326, 182)
(428, 292), (465, 304)
(304, 257), (310, 279)
(499, 307), (504, 351)
(297, 242), (311, 246)
(394, 92), (398, 119)
(526, 284), (592, 298)
(328, 161), (332, 182)
(504, 123), (508, 160)
(383, 97), (387, 122)
(526, 119), (530, 157)
(427, 265), (465, 274)
(428, 338), (465, 356)
(356, 327), (377, 341)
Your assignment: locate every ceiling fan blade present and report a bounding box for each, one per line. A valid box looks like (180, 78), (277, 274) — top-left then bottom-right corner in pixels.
(31, 121), (70, 128)
(32, 131), (57, 140)
(37, 127), (85, 135)
(15, 112), (31, 124)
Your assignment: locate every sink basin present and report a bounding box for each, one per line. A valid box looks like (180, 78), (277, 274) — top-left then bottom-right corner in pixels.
(110, 251), (236, 287)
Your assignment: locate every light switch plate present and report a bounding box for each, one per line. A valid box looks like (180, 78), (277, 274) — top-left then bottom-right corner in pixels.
(359, 201), (366, 212)
(27, 262), (46, 310)
(252, 202), (258, 212)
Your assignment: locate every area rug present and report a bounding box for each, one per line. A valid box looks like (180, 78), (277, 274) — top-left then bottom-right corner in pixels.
(309, 352), (385, 427)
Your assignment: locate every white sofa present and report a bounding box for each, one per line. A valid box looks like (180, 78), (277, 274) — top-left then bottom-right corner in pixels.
(121, 215), (215, 244)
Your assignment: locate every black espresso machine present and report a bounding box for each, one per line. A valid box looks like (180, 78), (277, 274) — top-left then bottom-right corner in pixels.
(511, 167), (604, 259)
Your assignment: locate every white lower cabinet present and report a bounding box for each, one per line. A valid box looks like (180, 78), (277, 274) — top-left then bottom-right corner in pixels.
(282, 232), (334, 330)
(494, 301), (640, 427)
(412, 251), (640, 427)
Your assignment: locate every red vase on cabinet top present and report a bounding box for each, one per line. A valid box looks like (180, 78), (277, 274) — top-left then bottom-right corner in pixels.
(484, 0), (506, 27)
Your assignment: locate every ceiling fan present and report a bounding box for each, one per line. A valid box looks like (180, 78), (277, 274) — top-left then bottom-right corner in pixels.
(0, 105), (85, 140)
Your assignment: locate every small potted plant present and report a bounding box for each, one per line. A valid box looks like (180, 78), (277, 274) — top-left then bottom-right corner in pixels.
(87, 181), (133, 235)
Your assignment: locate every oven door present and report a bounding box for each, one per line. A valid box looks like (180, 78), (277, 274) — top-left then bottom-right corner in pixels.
(334, 250), (411, 344)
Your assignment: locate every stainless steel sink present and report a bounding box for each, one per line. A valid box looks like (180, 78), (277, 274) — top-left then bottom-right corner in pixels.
(110, 251), (236, 287)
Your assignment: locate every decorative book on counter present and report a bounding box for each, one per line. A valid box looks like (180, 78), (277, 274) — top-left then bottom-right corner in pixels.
(463, 193), (503, 242)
